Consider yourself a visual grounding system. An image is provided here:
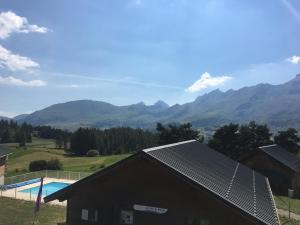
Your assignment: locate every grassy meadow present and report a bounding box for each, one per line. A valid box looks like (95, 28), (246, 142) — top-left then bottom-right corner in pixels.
(275, 195), (300, 215)
(0, 197), (66, 225)
(3, 137), (130, 176)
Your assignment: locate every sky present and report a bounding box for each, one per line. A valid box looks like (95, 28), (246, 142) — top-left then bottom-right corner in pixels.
(0, 0), (300, 117)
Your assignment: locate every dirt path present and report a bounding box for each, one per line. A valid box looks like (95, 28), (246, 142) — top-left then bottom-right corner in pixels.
(278, 209), (300, 220)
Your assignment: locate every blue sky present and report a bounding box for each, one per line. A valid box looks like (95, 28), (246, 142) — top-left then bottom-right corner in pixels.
(0, 0), (300, 117)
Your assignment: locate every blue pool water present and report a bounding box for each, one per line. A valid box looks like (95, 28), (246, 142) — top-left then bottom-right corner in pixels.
(20, 182), (69, 196)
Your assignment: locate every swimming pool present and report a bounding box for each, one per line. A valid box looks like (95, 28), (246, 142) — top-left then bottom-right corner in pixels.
(20, 182), (69, 196)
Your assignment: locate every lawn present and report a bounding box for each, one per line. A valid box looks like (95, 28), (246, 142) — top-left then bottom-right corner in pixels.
(3, 137), (130, 176)
(275, 195), (300, 215)
(280, 216), (300, 225)
(0, 197), (66, 225)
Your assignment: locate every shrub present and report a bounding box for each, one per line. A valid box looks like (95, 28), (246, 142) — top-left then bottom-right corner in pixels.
(28, 159), (63, 171)
(29, 160), (47, 172)
(86, 149), (99, 157)
(47, 159), (63, 170)
(99, 163), (105, 169)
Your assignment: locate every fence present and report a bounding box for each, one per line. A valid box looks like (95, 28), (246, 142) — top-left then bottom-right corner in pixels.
(0, 170), (92, 205)
(4, 170), (92, 185)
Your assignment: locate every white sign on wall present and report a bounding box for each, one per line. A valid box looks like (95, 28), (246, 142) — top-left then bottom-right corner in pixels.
(81, 209), (88, 221)
(133, 204), (168, 214)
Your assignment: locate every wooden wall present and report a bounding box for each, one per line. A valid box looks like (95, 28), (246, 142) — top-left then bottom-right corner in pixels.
(65, 157), (261, 225)
(242, 151), (296, 195)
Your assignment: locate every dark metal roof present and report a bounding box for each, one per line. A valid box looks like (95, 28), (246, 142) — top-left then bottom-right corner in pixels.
(0, 145), (10, 157)
(44, 140), (279, 225)
(259, 144), (300, 172)
(144, 140), (279, 225)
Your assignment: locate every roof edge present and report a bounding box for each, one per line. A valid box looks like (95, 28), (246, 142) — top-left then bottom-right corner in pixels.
(266, 177), (280, 225)
(143, 140), (196, 152)
(259, 144), (278, 149)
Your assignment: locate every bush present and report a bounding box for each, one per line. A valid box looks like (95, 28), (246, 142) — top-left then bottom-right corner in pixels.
(29, 160), (47, 172)
(28, 159), (63, 171)
(47, 159), (63, 170)
(86, 149), (99, 157)
(99, 163), (105, 169)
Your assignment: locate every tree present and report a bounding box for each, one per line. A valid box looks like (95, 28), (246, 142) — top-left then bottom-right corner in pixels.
(55, 135), (63, 149)
(208, 121), (273, 160)
(18, 133), (27, 147)
(156, 123), (202, 145)
(274, 128), (300, 155)
(63, 135), (69, 149)
(237, 121), (273, 155)
(208, 123), (240, 159)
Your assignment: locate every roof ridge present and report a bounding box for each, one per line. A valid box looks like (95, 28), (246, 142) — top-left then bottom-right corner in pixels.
(143, 140), (196, 152)
(253, 171), (257, 216)
(225, 163), (239, 198)
(259, 144), (277, 148)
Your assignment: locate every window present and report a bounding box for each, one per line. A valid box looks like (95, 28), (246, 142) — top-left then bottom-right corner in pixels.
(81, 209), (88, 221)
(120, 210), (133, 225)
(94, 210), (98, 222)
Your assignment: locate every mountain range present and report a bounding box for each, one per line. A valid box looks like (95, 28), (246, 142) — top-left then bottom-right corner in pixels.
(11, 74), (300, 131)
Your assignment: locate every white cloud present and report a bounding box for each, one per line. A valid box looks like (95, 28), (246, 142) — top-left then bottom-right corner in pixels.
(0, 11), (49, 39)
(185, 72), (232, 93)
(286, 55), (300, 64)
(0, 45), (39, 71)
(0, 76), (46, 87)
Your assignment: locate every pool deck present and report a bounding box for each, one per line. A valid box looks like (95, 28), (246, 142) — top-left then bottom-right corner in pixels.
(0, 178), (76, 206)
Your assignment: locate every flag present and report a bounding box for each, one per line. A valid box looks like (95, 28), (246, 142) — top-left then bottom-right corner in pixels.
(34, 177), (44, 213)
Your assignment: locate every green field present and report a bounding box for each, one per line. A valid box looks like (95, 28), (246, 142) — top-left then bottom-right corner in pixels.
(275, 195), (300, 215)
(3, 137), (130, 176)
(280, 216), (300, 225)
(0, 197), (66, 225)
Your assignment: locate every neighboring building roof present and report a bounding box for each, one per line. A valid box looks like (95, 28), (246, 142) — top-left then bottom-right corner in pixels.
(259, 144), (300, 173)
(44, 140), (279, 225)
(0, 145), (10, 158)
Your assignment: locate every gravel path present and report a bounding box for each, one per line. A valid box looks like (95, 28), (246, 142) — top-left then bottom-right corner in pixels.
(277, 209), (300, 220)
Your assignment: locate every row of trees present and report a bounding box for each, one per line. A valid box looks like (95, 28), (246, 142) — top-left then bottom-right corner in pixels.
(34, 126), (71, 149)
(208, 122), (300, 160)
(69, 123), (202, 156)
(0, 120), (33, 146)
(0, 119), (299, 159)
(0, 120), (70, 148)
(70, 127), (158, 155)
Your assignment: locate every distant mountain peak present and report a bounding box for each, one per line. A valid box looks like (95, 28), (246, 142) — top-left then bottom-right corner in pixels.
(135, 101), (146, 106)
(154, 100), (169, 108)
(210, 89), (223, 95)
(285, 73), (300, 84)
